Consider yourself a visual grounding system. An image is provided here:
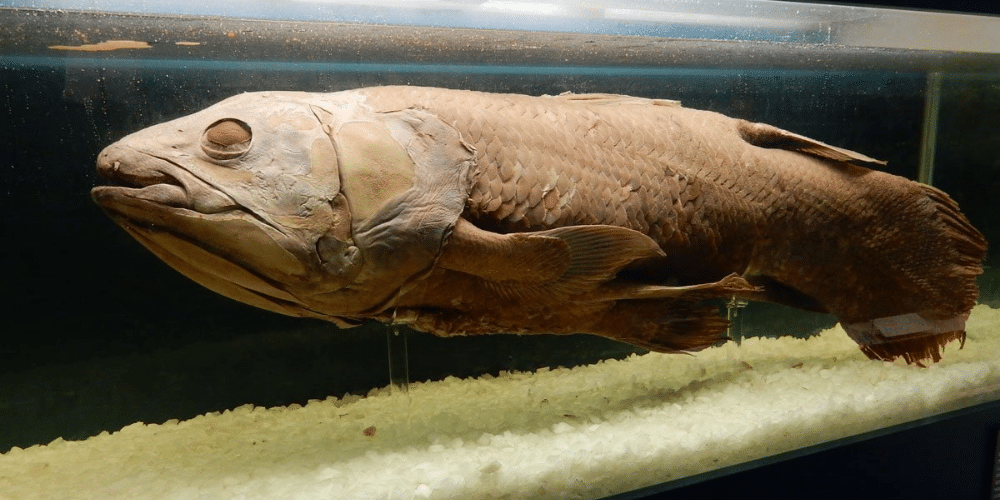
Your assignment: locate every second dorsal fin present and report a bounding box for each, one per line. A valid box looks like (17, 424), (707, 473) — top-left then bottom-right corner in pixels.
(737, 120), (887, 167)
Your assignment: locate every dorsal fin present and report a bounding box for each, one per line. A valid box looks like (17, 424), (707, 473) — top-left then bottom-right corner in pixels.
(549, 92), (680, 107)
(737, 119), (887, 167)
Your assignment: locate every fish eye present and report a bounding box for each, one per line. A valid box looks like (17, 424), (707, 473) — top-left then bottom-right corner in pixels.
(201, 119), (252, 160)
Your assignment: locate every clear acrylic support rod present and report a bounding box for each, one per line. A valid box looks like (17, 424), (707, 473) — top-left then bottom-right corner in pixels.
(918, 72), (942, 186)
(387, 324), (410, 394)
(726, 295), (748, 345)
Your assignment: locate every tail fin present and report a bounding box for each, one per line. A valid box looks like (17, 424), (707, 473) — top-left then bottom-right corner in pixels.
(842, 184), (986, 365)
(920, 185), (988, 289)
(842, 312), (968, 366)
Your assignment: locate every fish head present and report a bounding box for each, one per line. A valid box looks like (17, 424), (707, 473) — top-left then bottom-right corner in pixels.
(91, 91), (370, 319)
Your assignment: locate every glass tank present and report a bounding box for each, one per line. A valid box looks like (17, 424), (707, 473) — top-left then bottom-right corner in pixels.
(1, 1), (998, 499)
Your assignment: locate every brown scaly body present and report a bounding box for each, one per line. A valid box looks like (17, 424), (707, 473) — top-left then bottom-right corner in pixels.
(92, 86), (987, 365)
(360, 87), (986, 363)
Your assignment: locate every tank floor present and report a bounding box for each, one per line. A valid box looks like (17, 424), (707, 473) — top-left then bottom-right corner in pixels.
(2, 305), (998, 500)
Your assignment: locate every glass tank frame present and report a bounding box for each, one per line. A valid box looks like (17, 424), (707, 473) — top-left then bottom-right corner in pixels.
(2, 2), (999, 499)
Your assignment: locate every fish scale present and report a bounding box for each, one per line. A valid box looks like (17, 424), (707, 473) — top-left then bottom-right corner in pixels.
(364, 87), (704, 239)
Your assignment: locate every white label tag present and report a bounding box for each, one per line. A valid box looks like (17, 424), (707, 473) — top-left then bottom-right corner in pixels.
(845, 312), (967, 339)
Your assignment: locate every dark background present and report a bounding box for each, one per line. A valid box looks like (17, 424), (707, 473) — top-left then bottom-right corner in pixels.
(1, 5), (999, 499)
(8, 58), (917, 448)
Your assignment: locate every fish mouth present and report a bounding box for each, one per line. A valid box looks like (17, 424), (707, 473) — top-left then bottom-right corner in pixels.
(90, 144), (316, 316)
(92, 146), (240, 218)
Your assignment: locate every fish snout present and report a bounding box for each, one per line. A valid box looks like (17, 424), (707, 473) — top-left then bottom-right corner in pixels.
(96, 143), (172, 188)
(93, 143), (238, 215)
(96, 145), (117, 178)
(96, 143), (127, 181)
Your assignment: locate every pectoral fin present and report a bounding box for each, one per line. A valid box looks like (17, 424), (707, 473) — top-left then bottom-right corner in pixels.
(437, 218), (664, 296)
(541, 224), (666, 291)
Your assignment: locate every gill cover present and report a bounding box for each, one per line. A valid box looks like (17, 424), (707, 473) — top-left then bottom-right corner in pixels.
(96, 90), (476, 320)
(310, 103), (477, 314)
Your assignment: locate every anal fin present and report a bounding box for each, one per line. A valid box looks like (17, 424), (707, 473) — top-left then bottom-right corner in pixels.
(595, 300), (731, 353)
(587, 274), (757, 353)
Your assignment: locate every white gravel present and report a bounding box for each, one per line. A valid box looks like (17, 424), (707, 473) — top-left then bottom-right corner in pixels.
(2, 304), (997, 500)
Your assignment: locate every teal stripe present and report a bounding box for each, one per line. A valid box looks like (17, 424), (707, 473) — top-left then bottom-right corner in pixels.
(0, 55), (924, 80)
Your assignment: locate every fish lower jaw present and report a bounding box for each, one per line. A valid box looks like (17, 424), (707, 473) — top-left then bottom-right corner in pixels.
(125, 183), (187, 208)
(92, 183), (240, 216)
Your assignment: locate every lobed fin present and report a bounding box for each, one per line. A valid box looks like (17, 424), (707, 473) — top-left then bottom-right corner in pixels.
(596, 300), (731, 353)
(540, 224), (665, 289)
(854, 330), (966, 367)
(919, 184), (988, 282)
(436, 218), (571, 283)
(843, 312), (971, 366)
(593, 273), (758, 302)
(855, 184), (986, 366)
(736, 120), (887, 167)
(438, 219), (664, 299)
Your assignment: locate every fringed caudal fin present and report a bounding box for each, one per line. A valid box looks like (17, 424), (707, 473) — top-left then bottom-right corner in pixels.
(842, 313), (968, 367)
(920, 184), (989, 278)
(842, 184), (986, 365)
